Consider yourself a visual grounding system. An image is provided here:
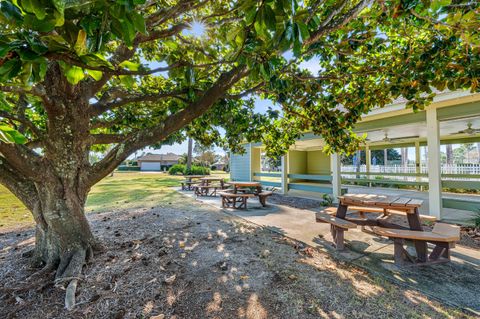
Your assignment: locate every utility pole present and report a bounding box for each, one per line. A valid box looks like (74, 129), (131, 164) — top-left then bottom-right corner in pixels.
(187, 137), (193, 171)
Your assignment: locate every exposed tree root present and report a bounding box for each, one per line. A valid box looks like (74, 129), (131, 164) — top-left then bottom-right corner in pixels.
(54, 247), (88, 310)
(2, 247), (90, 311)
(0, 264), (55, 296)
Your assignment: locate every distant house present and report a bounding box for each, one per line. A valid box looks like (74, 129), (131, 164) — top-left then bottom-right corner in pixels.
(137, 153), (180, 171)
(212, 162), (227, 171)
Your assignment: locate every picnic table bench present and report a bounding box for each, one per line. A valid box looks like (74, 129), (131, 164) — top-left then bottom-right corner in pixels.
(373, 223), (460, 265)
(317, 193), (459, 266)
(218, 192), (255, 209)
(194, 184), (223, 197)
(316, 210), (357, 250)
(180, 175), (206, 191)
(225, 181), (272, 207)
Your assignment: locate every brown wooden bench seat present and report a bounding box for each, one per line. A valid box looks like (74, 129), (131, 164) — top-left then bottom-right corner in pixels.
(194, 185), (221, 197)
(219, 192), (255, 209)
(316, 211), (357, 250)
(257, 191), (273, 207)
(373, 223), (460, 265)
(324, 206), (437, 222)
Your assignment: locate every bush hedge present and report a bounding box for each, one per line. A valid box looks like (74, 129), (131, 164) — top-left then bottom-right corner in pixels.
(168, 164), (210, 175)
(117, 166), (141, 171)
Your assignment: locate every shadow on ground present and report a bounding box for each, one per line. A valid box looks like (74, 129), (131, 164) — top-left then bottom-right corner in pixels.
(183, 189), (480, 315)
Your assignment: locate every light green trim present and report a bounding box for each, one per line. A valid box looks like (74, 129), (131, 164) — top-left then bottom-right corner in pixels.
(354, 112), (426, 133)
(443, 198), (480, 211)
(442, 180), (480, 190)
(342, 178), (428, 187)
(288, 174), (332, 181)
(437, 101), (480, 121)
(442, 174), (480, 179)
(254, 172), (282, 177)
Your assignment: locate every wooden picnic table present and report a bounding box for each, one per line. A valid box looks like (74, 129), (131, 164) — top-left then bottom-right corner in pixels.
(336, 193), (428, 262)
(200, 177), (225, 187)
(184, 175), (206, 182)
(225, 181), (262, 194)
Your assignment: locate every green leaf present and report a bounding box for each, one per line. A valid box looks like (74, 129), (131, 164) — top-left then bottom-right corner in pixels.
(129, 11), (146, 34)
(263, 5), (276, 30)
(0, 125), (27, 144)
(65, 66), (85, 84)
(0, 1), (23, 23)
(86, 69), (102, 81)
(119, 60), (140, 71)
(74, 30), (88, 56)
(80, 53), (112, 68)
(0, 58), (22, 80)
(22, 0), (46, 20)
(52, 0), (65, 26)
(23, 14), (56, 32)
(431, 0), (451, 11)
(119, 75), (135, 88)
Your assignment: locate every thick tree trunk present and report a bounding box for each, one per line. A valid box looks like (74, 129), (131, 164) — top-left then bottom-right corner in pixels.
(31, 183), (95, 269)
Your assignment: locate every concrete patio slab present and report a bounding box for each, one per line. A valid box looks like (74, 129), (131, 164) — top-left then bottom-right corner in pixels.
(177, 188), (480, 314)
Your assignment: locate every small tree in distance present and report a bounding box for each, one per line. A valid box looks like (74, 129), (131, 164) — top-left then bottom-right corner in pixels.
(0, 0), (478, 308)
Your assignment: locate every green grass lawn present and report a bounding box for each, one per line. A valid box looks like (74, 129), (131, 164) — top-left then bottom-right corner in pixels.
(0, 171), (229, 229)
(0, 185), (32, 228)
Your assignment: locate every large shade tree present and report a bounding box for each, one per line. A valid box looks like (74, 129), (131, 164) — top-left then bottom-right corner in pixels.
(0, 0), (478, 308)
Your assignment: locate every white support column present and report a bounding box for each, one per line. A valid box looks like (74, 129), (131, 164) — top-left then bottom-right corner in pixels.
(426, 107), (442, 219)
(415, 141), (421, 189)
(331, 153), (342, 203)
(365, 145), (371, 187)
(365, 145), (371, 174)
(281, 154), (288, 194)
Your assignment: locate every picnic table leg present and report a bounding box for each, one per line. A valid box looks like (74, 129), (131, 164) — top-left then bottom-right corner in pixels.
(335, 203), (348, 219)
(407, 207), (428, 262)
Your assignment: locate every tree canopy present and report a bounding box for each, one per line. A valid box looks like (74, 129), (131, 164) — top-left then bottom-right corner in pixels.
(0, 0), (478, 161)
(0, 0), (479, 309)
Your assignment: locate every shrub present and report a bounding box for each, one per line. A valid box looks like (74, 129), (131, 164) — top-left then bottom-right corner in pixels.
(169, 164), (210, 175)
(185, 165), (210, 175)
(471, 210), (480, 229)
(320, 194), (334, 207)
(117, 166), (140, 171)
(168, 164), (185, 175)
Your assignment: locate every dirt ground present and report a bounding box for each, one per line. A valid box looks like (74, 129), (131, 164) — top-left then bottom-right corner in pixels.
(0, 193), (474, 318)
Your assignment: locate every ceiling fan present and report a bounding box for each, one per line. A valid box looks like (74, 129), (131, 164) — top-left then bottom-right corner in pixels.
(452, 123), (480, 136)
(380, 132), (419, 143)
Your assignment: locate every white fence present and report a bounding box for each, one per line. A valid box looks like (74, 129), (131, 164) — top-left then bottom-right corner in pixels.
(342, 164), (480, 176)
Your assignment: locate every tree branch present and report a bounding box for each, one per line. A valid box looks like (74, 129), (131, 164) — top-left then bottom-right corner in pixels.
(0, 110), (43, 138)
(90, 133), (129, 144)
(0, 158), (40, 212)
(89, 90), (188, 116)
(304, 0), (374, 46)
(0, 141), (43, 180)
(87, 65), (248, 186)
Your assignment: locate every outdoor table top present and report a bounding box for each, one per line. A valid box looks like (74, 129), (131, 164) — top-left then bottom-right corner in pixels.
(200, 177), (225, 181)
(226, 181), (262, 187)
(339, 194), (423, 212)
(184, 175), (206, 179)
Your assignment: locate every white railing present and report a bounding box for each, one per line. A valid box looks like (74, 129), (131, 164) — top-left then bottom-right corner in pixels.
(342, 164), (480, 175)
